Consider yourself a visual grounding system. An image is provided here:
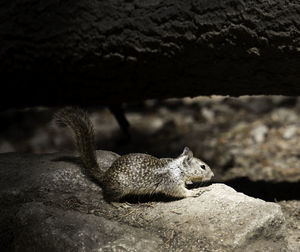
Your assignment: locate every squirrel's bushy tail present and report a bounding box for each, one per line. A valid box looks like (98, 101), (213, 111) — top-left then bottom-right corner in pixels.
(54, 107), (103, 180)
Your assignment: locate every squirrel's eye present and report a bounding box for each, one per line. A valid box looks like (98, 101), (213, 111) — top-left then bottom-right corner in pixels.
(200, 165), (206, 170)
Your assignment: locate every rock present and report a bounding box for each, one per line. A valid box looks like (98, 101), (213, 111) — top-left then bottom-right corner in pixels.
(201, 107), (215, 122)
(135, 184), (287, 252)
(14, 202), (162, 252)
(271, 109), (298, 124)
(279, 200), (300, 252)
(251, 124), (269, 143)
(0, 151), (287, 251)
(282, 126), (297, 140)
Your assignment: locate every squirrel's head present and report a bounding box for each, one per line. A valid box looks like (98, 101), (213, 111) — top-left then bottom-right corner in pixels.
(178, 147), (214, 183)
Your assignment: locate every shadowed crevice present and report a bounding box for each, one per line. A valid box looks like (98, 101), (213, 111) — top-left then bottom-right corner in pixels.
(222, 177), (300, 201)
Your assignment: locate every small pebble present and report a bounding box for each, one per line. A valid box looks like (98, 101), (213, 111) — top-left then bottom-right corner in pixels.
(251, 124), (268, 143)
(283, 126), (297, 139)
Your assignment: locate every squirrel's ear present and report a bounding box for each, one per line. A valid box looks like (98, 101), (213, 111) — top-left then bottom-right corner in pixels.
(181, 147), (193, 159)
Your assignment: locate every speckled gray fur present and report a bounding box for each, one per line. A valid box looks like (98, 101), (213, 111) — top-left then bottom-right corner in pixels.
(55, 107), (214, 202)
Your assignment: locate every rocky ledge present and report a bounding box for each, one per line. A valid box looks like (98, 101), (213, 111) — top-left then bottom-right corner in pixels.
(0, 151), (287, 251)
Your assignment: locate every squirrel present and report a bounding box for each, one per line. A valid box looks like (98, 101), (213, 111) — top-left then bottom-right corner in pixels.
(54, 107), (214, 202)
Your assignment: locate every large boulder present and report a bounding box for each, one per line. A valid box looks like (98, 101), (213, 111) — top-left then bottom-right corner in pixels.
(0, 151), (287, 251)
(1, 0), (300, 109)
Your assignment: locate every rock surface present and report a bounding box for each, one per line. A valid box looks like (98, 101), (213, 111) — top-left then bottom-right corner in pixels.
(1, 0), (300, 109)
(0, 151), (287, 251)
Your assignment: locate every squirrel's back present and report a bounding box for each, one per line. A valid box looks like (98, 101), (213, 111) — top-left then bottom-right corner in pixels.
(103, 154), (163, 185)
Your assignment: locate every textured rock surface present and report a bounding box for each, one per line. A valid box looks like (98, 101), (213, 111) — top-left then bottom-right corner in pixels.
(0, 0), (299, 109)
(14, 202), (162, 252)
(0, 151), (287, 251)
